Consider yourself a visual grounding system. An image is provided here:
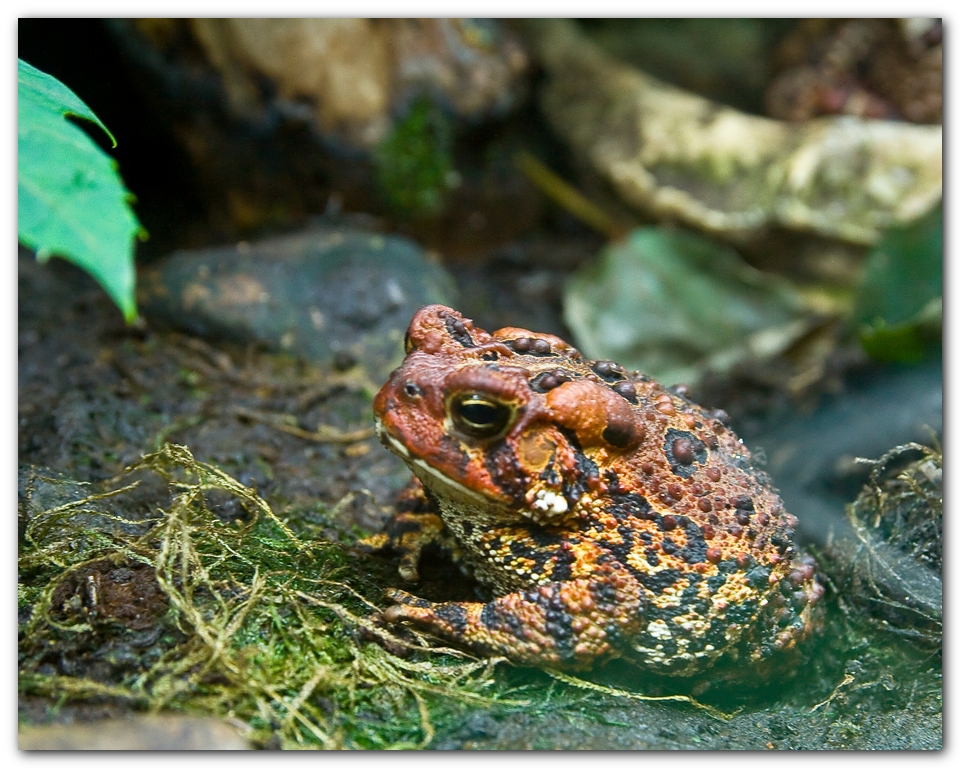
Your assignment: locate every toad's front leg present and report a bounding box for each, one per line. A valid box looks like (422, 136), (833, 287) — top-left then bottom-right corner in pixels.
(383, 573), (646, 668)
(357, 479), (463, 582)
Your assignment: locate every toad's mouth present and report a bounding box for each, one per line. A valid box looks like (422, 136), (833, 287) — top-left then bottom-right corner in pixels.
(374, 417), (493, 508)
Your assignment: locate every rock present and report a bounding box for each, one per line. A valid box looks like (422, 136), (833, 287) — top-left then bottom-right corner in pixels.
(18, 714), (251, 750)
(746, 357), (942, 547)
(140, 227), (458, 382)
(95, 19), (536, 239)
(101, 20), (531, 235)
(117, 19), (529, 151)
(525, 19), (941, 245)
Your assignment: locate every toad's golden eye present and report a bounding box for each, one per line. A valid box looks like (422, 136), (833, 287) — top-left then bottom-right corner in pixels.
(403, 331), (415, 354)
(449, 393), (513, 440)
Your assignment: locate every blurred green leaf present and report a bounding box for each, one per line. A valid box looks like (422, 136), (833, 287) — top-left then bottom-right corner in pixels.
(855, 207), (942, 362)
(18, 58), (141, 323)
(564, 227), (807, 386)
(859, 297), (942, 364)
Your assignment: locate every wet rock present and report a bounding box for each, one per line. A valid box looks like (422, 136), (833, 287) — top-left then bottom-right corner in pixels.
(19, 466), (91, 523)
(746, 357), (942, 547)
(140, 227), (458, 382)
(18, 714), (251, 750)
(525, 19), (941, 245)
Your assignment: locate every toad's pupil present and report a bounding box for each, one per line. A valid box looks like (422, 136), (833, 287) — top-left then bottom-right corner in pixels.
(451, 395), (511, 437)
(460, 401), (498, 426)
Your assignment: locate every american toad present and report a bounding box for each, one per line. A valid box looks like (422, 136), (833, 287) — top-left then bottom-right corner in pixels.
(362, 305), (822, 673)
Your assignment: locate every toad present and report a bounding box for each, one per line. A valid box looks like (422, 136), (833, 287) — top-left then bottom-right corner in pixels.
(362, 305), (822, 673)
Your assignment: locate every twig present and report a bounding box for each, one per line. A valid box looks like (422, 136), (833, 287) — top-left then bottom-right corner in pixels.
(515, 150), (626, 239)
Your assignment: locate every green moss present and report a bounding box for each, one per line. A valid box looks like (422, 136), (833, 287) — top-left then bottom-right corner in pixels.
(17, 445), (517, 749)
(376, 97), (457, 217)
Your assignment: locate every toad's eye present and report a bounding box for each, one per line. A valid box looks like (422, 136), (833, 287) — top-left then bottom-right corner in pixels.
(403, 331), (415, 354)
(449, 393), (514, 440)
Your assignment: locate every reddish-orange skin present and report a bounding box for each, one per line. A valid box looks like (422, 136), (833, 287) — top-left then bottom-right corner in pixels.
(363, 305), (823, 672)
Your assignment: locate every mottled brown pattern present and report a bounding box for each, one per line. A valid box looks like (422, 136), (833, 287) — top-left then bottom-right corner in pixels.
(362, 306), (823, 672)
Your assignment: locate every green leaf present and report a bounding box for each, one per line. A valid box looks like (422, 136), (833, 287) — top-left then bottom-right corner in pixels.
(854, 206), (942, 363)
(564, 227), (807, 386)
(858, 298), (942, 363)
(18, 58), (141, 323)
